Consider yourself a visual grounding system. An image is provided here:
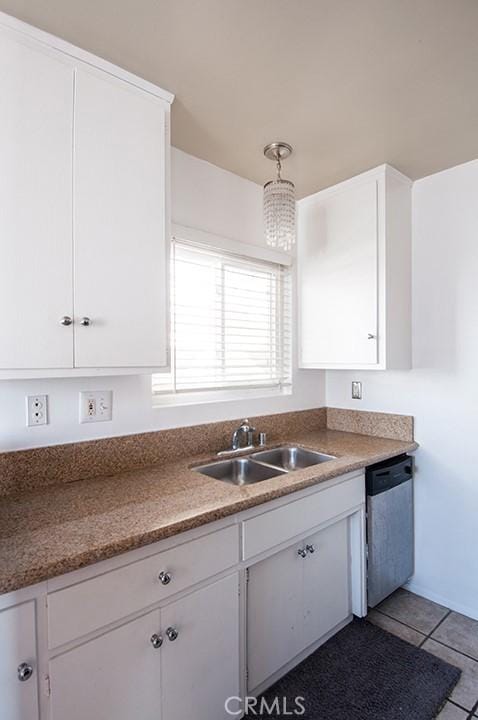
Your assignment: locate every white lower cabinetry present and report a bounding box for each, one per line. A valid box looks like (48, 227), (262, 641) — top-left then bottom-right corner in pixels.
(247, 517), (351, 693)
(0, 471), (366, 720)
(161, 575), (240, 720)
(47, 524), (238, 649)
(303, 518), (350, 645)
(247, 544), (305, 689)
(0, 601), (39, 720)
(49, 610), (161, 720)
(49, 574), (239, 720)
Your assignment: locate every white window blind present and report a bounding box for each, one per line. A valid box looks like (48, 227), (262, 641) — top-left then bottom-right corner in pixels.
(153, 239), (292, 396)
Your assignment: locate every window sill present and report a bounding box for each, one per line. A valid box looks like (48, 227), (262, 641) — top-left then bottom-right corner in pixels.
(153, 385), (292, 409)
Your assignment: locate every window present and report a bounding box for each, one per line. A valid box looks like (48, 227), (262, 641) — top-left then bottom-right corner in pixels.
(153, 238), (292, 399)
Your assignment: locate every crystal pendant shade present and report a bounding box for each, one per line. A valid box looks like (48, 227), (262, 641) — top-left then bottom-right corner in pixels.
(263, 142), (296, 252)
(263, 178), (296, 252)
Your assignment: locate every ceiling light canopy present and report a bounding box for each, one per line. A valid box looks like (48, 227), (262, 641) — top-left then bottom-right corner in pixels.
(263, 142), (295, 253)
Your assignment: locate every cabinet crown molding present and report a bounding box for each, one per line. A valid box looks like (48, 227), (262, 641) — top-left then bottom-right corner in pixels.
(0, 10), (174, 105)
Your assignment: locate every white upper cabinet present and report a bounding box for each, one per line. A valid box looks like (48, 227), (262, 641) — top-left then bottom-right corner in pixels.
(0, 14), (173, 378)
(298, 165), (412, 370)
(74, 66), (169, 368)
(0, 30), (74, 370)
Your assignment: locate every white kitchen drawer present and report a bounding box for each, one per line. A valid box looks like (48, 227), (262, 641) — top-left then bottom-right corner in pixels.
(242, 473), (364, 560)
(48, 524), (238, 648)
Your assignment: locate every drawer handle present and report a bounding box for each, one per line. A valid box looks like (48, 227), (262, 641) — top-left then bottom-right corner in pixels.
(150, 633), (163, 649)
(306, 544), (317, 554)
(166, 626), (179, 642)
(60, 316), (73, 326)
(297, 548), (307, 558)
(17, 662), (34, 682)
(158, 571), (172, 585)
(80, 317), (91, 327)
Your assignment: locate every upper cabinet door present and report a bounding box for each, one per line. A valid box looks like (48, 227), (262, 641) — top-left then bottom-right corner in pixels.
(299, 179), (378, 367)
(298, 165), (412, 370)
(73, 65), (169, 368)
(0, 31), (74, 369)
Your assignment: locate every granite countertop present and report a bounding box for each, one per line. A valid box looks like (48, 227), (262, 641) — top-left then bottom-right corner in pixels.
(0, 429), (417, 594)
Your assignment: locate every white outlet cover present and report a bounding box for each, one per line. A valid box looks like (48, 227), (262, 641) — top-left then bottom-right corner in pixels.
(26, 395), (48, 426)
(351, 381), (362, 400)
(80, 391), (113, 423)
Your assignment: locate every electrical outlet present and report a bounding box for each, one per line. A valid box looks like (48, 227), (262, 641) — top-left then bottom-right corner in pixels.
(80, 391), (112, 423)
(26, 395), (48, 426)
(351, 381), (362, 400)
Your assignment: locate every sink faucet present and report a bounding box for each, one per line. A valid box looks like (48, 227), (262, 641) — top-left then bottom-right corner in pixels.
(231, 418), (256, 450)
(217, 418), (257, 456)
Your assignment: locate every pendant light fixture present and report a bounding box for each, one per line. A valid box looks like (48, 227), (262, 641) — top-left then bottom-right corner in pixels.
(263, 141), (295, 252)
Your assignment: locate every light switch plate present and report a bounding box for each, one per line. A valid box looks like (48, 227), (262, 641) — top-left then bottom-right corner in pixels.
(351, 381), (362, 400)
(80, 390), (113, 423)
(26, 395), (48, 426)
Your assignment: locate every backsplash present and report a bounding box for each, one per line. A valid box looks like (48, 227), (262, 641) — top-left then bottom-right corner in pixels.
(0, 407), (415, 498)
(0, 408), (327, 497)
(326, 408), (414, 443)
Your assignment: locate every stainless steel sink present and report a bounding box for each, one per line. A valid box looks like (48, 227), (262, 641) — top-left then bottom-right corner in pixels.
(251, 446), (336, 471)
(194, 445), (336, 485)
(194, 457), (288, 486)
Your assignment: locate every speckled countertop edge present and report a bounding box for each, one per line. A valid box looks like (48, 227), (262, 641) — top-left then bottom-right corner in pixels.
(0, 429), (418, 594)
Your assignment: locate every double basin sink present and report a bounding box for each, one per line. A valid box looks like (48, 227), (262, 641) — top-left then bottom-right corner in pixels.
(194, 446), (336, 486)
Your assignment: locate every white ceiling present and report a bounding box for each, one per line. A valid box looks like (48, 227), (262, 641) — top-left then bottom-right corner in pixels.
(2, 0), (478, 197)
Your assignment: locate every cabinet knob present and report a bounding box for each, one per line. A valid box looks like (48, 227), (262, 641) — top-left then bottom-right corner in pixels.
(367, 333), (376, 340)
(80, 317), (91, 327)
(60, 316), (73, 326)
(158, 571), (172, 585)
(305, 544), (317, 554)
(297, 548), (307, 558)
(17, 662), (33, 682)
(150, 633), (163, 649)
(166, 626), (179, 642)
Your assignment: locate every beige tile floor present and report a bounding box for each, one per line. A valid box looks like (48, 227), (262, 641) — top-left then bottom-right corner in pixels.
(368, 589), (478, 719)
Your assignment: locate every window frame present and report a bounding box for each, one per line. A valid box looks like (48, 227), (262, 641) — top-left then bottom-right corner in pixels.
(153, 225), (293, 406)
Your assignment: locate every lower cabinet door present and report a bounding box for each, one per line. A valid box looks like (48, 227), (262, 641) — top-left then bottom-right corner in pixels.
(247, 518), (352, 693)
(0, 601), (39, 720)
(303, 518), (351, 646)
(247, 543), (304, 691)
(49, 610), (161, 720)
(161, 574), (240, 720)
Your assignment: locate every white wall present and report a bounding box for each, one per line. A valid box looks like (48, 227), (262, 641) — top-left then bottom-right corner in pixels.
(0, 148), (325, 451)
(327, 158), (478, 619)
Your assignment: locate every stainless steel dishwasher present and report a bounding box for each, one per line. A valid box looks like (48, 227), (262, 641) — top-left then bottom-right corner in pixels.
(366, 454), (414, 607)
